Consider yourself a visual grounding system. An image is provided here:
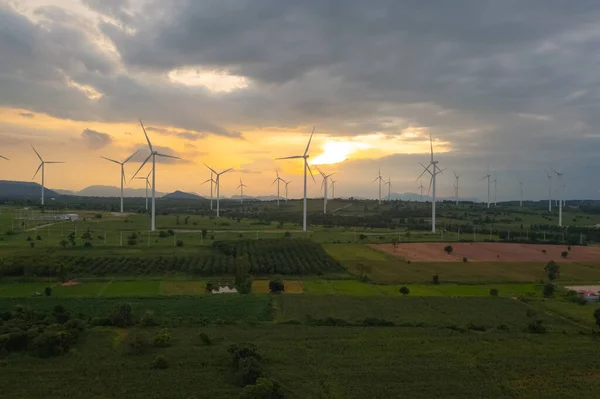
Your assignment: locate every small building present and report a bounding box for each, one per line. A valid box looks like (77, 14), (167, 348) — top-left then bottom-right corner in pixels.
(211, 286), (238, 294)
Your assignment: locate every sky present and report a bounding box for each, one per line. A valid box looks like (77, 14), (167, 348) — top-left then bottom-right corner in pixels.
(1, 0), (600, 201)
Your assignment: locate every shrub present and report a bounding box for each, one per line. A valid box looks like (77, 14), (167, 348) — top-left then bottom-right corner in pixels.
(561, 251), (568, 259)
(543, 283), (555, 298)
(199, 332), (212, 346)
(83, 242), (92, 248)
(122, 331), (150, 355)
(269, 280), (285, 293)
(228, 343), (262, 368)
(167, 229), (175, 236)
(527, 319), (547, 334)
(443, 245), (453, 254)
(153, 329), (171, 347)
(59, 240), (68, 248)
(205, 282), (214, 294)
(30, 242), (35, 248)
(90, 316), (111, 326)
(432, 275), (440, 285)
(151, 355), (169, 369)
(362, 318), (395, 327)
(234, 357), (263, 387)
(36, 235), (42, 241)
(110, 303), (134, 327)
(462, 257), (468, 263)
(176, 240), (184, 247)
(30, 329), (71, 357)
(127, 238), (137, 246)
(44, 287), (52, 297)
(283, 231), (291, 238)
(594, 308), (600, 328)
(489, 288), (499, 297)
(239, 378), (285, 399)
(466, 323), (486, 332)
(399, 286), (410, 295)
(140, 310), (158, 327)
(545, 261), (560, 281)
(158, 230), (169, 238)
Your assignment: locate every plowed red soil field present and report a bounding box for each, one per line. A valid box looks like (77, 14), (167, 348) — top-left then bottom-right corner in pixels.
(371, 242), (600, 262)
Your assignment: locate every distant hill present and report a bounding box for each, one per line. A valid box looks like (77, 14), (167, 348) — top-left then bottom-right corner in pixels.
(0, 180), (59, 199)
(72, 185), (165, 198)
(162, 190), (205, 200)
(229, 195), (280, 201)
(392, 192), (480, 202)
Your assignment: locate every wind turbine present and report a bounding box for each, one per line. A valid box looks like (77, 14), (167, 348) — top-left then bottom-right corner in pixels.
(317, 167), (335, 214)
(31, 145), (64, 206)
(385, 176), (392, 201)
(482, 166), (492, 208)
(552, 169), (564, 227)
(131, 119), (181, 231)
(204, 164), (233, 217)
(545, 171), (552, 212)
(284, 180), (291, 201)
(237, 178), (247, 204)
(373, 168), (384, 204)
(276, 127), (316, 232)
(416, 133), (444, 233)
(202, 173), (217, 210)
(330, 179), (337, 199)
(271, 169), (284, 206)
(418, 180), (425, 202)
(453, 171), (460, 205)
(493, 175), (498, 206)
(101, 150), (138, 213)
(519, 180), (523, 207)
(134, 169), (152, 210)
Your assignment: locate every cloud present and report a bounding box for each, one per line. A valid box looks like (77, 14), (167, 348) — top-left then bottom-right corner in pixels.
(19, 112), (34, 118)
(146, 126), (205, 141)
(81, 128), (112, 149)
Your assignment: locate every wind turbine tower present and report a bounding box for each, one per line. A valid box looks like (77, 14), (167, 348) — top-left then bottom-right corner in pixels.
(453, 171), (460, 205)
(132, 119), (181, 232)
(317, 167), (335, 214)
(284, 180), (291, 201)
(482, 166), (492, 208)
(416, 134), (445, 233)
(31, 145), (64, 206)
(545, 171), (552, 212)
(418, 181), (425, 202)
(373, 168), (384, 204)
(101, 150), (138, 213)
(552, 169), (564, 227)
(519, 180), (523, 207)
(276, 127), (316, 232)
(203, 164), (233, 217)
(202, 174), (217, 210)
(330, 179), (337, 199)
(493, 175), (498, 206)
(134, 169), (152, 210)
(271, 169), (284, 206)
(237, 178), (247, 204)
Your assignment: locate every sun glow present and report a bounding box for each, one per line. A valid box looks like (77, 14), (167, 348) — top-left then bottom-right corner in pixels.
(310, 141), (371, 165)
(168, 68), (249, 92)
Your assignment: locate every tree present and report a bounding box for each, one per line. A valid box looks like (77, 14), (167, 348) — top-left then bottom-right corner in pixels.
(392, 238), (399, 252)
(269, 280), (285, 293)
(544, 261), (560, 281)
(444, 245), (454, 255)
(432, 275), (440, 285)
(110, 303), (134, 327)
(399, 286), (410, 295)
(59, 239), (68, 248)
(205, 281), (214, 294)
(202, 229), (208, 239)
(356, 263), (372, 282)
(489, 288), (499, 296)
(44, 287), (52, 297)
(561, 251), (568, 259)
(543, 283), (555, 298)
(239, 378), (286, 399)
(176, 240), (184, 247)
(151, 355), (169, 369)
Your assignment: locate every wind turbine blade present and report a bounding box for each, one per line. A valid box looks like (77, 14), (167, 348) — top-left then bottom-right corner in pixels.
(101, 156), (121, 165)
(304, 127), (315, 156)
(0, 155), (9, 160)
(427, 176), (433, 196)
(416, 164), (431, 182)
(32, 163), (42, 180)
(316, 166), (326, 177)
(276, 155), (303, 160)
(276, 168), (279, 178)
(271, 178), (278, 186)
(219, 168), (233, 175)
(139, 118), (153, 151)
(326, 172), (336, 178)
(306, 162), (316, 183)
(31, 145), (43, 162)
(203, 164), (217, 174)
(156, 153), (181, 159)
(44, 161), (64, 164)
(429, 133), (434, 162)
(123, 150), (139, 164)
(131, 154), (152, 180)
(201, 179), (212, 185)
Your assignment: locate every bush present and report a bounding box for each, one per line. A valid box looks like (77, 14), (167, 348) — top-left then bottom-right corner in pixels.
(284, 231), (291, 238)
(151, 355), (169, 369)
(29, 329), (71, 358)
(44, 287), (52, 297)
(90, 316), (111, 326)
(122, 331), (150, 355)
(443, 245), (453, 254)
(127, 238), (137, 246)
(30, 242), (35, 248)
(84, 242), (92, 248)
(158, 230), (169, 238)
(199, 332), (212, 346)
(432, 275), (440, 285)
(545, 261), (560, 281)
(269, 280), (285, 293)
(228, 343), (262, 368)
(489, 288), (499, 297)
(110, 303), (134, 327)
(36, 235), (42, 241)
(205, 282), (214, 294)
(543, 283), (555, 298)
(527, 319), (547, 334)
(176, 240), (184, 247)
(153, 329), (171, 347)
(140, 310), (158, 327)
(234, 357), (263, 387)
(239, 378), (285, 399)
(561, 251), (568, 258)
(399, 286), (410, 295)
(362, 318), (395, 327)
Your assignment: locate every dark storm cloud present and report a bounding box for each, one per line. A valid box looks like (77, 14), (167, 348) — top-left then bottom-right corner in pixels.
(19, 112), (34, 118)
(81, 128), (112, 149)
(3, 1), (600, 198)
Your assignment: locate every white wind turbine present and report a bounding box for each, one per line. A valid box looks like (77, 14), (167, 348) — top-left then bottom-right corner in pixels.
(317, 167), (335, 214)
(237, 178), (247, 204)
(134, 169), (152, 210)
(101, 150), (138, 213)
(271, 169), (284, 206)
(204, 164), (233, 217)
(519, 180), (523, 207)
(416, 134), (445, 233)
(545, 171), (552, 212)
(283, 180), (291, 202)
(552, 168), (564, 227)
(493, 174), (498, 206)
(482, 166), (492, 208)
(31, 145), (64, 206)
(418, 180), (425, 202)
(131, 119), (182, 232)
(330, 179), (337, 199)
(202, 173), (217, 210)
(373, 167), (384, 204)
(276, 127), (316, 232)
(385, 176), (392, 201)
(453, 171), (460, 205)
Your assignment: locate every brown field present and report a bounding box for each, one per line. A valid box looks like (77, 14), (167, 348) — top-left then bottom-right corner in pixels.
(371, 242), (600, 262)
